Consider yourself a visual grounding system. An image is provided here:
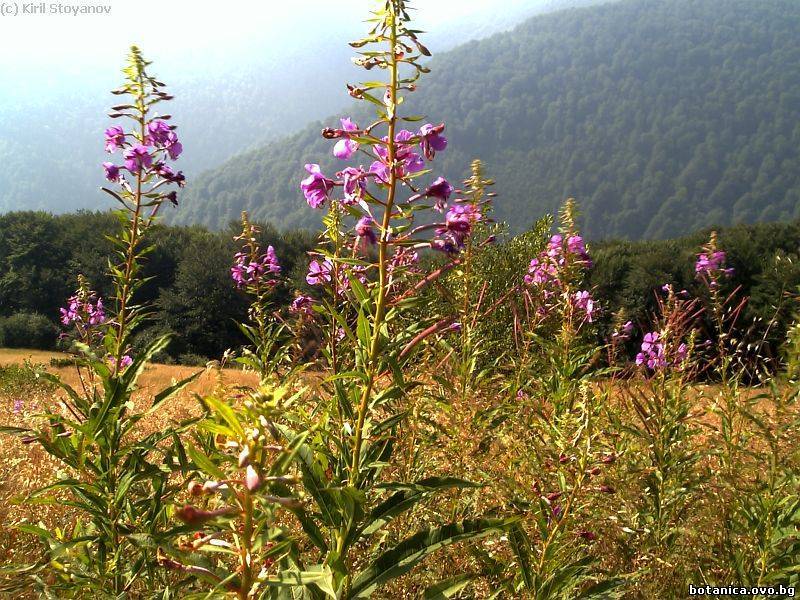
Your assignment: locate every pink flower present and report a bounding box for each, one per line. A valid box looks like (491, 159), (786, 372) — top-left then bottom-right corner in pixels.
(635, 332), (667, 370)
(231, 246), (281, 289)
(300, 164), (334, 209)
(104, 125), (125, 153)
(356, 216), (377, 245)
(289, 295), (315, 316)
(418, 123), (447, 160)
(108, 354), (133, 372)
(306, 259), (333, 286)
(338, 166), (367, 205)
(123, 144), (153, 174)
(414, 176), (453, 212)
(333, 118), (360, 160)
(573, 290), (598, 322)
(373, 130), (424, 180)
(102, 162), (121, 182)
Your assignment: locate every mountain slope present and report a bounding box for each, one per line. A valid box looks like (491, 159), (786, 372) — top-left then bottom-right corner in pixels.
(173, 0), (800, 239)
(0, 0), (595, 215)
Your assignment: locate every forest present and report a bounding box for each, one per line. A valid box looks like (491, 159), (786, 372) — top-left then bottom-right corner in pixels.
(2, 210), (800, 364)
(172, 0), (800, 239)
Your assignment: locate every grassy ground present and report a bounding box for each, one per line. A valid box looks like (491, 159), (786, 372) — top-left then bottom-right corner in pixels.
(0, 348), (257, 569)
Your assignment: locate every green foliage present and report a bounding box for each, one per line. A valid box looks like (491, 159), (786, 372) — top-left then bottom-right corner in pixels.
(0, 312), (59, 349)
(0, 211), (316, 359)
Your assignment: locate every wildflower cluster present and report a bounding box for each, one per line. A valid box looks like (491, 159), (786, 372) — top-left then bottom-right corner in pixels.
(59, 275), (105, 330)
(696, 232), (733, 284)
(231, 215), (281, 291)
(101, 53), (185, 210)
(301, 116), (485, 264)
(635, 331), (688, 370)
(523, 211), (597, 325)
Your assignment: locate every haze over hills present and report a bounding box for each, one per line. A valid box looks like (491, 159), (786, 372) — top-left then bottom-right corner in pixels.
(0, 0), (600, 214)
(172, 0), (800, 240)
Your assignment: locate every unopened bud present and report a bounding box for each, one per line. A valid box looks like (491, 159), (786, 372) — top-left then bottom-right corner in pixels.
(245, 465), (261, 492)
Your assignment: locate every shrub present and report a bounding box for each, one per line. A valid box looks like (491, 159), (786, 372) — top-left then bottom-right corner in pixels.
(0, 312), (58, 349)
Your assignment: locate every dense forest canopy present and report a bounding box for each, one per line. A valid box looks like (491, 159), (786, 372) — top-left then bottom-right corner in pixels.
(171, 0), (800, 239)
(2, 210), (799, 362)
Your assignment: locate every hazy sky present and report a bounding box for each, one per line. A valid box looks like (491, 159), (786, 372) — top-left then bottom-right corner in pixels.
(0, 0), (536, 73)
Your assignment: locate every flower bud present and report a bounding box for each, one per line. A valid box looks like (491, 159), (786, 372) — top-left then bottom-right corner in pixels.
(245, 464), (261, 492)
(175, 504), (236, 525)
(202, 480), (222, 493)
(187, 481), (203, 496)
(599, 484), (616, 494)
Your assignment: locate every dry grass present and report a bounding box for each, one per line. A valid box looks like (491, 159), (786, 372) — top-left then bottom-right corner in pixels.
(0, 348), (258, 568)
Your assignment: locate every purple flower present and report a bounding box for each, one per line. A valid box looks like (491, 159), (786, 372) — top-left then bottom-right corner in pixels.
(417, 176), (453, 212)
(60, 293), (105, 327)
(612, 320), (634, 339)
(289, 295), (315, 316)
(104, 125), (126, 153)
(430, 238), (459, 254)
(573, 290), (597, 322)
(107, 354), (133, 372)
(231, 246), (281, 289)
(696, 249), (732, 279)
(418, 123), (447, 160)
(635, 332), (667, 370)
(301, 164), (334, 209)
(147, 120), (172, 146)
(355, 216), (377, 245)
(339, 166), (367, 205)
(123, 144), (153, 174)
(154, 162), (186, 187)
(443, 204), (479, 234)
(374, 130), (424, 179)
(12, 399), (23, 414)
(102, 162), (121, 182)
(306, 259), (333, 286)
(333, 118), (360, 160)
(165, 132), (183, 160)
(368, 160), (390, 184)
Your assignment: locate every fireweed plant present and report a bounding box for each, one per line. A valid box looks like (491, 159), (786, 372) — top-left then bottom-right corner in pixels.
(0, 47), (200, 597)
(231, 212), (293, 380)
(287, 1), (515, 596)
(149, 3), (514, 598)
(483, 203), (623, 597)
(691, 234), (800, 586)
(612, 286), (705, 590)
(151, 213), (313, 599)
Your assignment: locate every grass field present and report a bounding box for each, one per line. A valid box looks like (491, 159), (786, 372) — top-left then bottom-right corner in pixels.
(0, 348), (259, 570)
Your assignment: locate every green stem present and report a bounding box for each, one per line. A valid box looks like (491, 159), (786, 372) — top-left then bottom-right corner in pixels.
(114, 69), (147, 366)
(349, 10), (399, 488)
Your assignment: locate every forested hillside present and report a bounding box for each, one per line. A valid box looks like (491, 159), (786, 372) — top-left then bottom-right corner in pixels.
(173, 0), (800, 239)
(0, 0), (595, 214)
